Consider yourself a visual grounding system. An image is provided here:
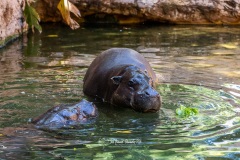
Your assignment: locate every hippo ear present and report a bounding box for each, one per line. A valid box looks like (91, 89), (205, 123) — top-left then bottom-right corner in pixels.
(111, 76), (122, 85)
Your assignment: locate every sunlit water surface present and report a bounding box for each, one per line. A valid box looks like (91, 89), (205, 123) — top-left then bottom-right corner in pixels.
(0, 24), (240, 159)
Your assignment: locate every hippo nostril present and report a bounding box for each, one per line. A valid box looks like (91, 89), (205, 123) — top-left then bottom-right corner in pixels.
(145, 91), (150, 96)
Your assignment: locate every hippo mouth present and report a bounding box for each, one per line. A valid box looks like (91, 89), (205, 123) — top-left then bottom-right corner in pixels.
(131, 103), (160, 113)
(143, 108), (159, 113)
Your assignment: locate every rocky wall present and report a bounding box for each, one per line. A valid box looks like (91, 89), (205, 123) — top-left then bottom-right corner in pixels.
(34, 0), (240, 25)
(0, 0), (28, 48)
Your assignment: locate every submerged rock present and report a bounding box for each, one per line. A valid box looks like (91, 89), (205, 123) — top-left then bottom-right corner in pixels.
(34, 0), (240, 24)
(32, 99), (98, 130)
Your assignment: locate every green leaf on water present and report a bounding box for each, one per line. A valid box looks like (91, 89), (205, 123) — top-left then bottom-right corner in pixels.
(176, 105), (199, 118)
(24, 1), (42, 33)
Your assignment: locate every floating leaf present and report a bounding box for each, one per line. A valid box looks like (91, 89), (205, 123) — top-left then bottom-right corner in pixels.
(24, 1), (42, 33)
(47, 35), (58, 38)
(176, 105), (199, 118)
(57, 0), (81, 30)
(115, 130), (132, 134)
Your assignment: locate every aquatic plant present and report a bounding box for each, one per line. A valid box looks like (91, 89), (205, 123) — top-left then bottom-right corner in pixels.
(176, 105), (199, 118)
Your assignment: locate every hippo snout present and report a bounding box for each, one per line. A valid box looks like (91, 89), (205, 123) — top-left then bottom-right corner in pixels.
(134, 87), (161, 113)
(144, 94), (161, 113)
(79, 100), (98, 118)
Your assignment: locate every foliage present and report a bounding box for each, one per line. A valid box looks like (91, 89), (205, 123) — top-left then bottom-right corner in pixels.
(24, 1), (42, 33)
(176, 105), (199, 118)
(57, 0), (81, 30)
(23, 0), (81, 33)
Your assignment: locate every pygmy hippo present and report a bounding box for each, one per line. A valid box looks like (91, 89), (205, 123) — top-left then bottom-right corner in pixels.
(83, 48), (161, 112)
(32, 99), (98, 129)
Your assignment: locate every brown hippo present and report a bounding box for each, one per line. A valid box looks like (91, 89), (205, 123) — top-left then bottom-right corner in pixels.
(83, 48), (161, 112)
(32, 99), (98, 130)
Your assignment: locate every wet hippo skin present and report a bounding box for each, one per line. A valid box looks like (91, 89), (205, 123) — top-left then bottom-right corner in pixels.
(83, 48), (161, 112)
(32, 99), (98, 129)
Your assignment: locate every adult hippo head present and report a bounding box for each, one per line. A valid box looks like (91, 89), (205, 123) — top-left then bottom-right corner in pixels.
(83, 48), (161, 112)
(111, 66), (161, 112)
(32, 99), (98, 130)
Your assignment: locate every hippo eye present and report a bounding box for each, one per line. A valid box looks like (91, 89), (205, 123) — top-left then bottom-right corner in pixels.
(128, 80), (134, 87)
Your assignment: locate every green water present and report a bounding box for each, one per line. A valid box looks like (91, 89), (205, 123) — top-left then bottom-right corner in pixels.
(0, 24), (240, 159)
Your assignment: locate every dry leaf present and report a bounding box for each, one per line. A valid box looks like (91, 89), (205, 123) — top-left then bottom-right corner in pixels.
(57, 0), (81, 30)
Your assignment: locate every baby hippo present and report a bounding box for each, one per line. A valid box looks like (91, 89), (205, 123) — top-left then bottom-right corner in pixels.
(32, 99), (98, 130)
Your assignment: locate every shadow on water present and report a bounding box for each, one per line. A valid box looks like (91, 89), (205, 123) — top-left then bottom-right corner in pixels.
(0, 24), (240, 159)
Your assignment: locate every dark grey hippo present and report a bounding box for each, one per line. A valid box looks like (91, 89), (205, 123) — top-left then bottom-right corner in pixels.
(83, 48), (161, 112)
(32, 99), (98, 129)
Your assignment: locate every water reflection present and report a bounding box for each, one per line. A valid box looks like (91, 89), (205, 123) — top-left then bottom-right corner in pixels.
(0, 24), (240, 159)
(0, 39), (23, 82)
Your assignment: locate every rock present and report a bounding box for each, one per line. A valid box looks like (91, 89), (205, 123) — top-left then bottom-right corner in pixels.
(0, 0), (28, 48)
(34, 0), (240, 25)
(33, 0), (62, 23)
